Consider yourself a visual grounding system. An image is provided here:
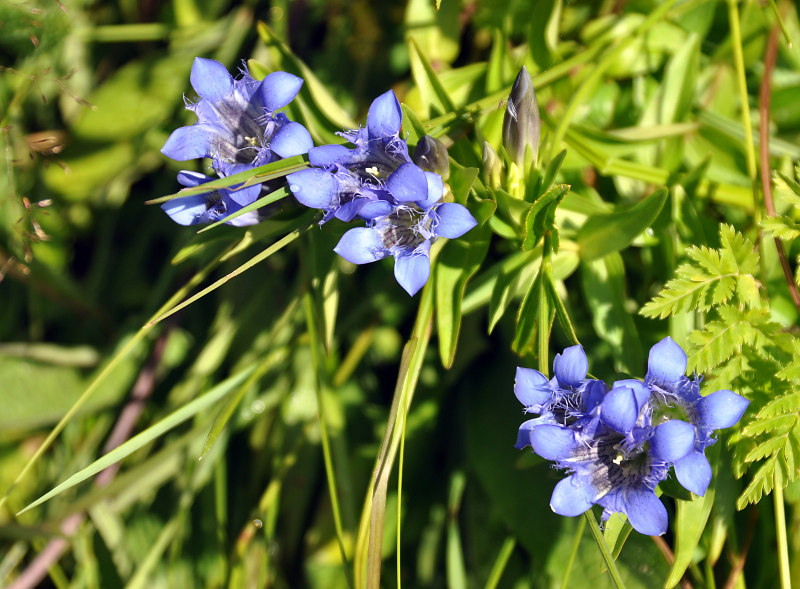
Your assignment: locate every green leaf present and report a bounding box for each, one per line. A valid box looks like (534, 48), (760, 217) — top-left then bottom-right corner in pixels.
(665, 490), (715, 588)
(408, 36), (457, 118)
(18, 366), (256, 514)
(436, 225), (491, 368)
(580, 253), (642, 373)
(578, 187), (667, 261)
(197, 186), (292, 233)
(522, 184), (569, 251)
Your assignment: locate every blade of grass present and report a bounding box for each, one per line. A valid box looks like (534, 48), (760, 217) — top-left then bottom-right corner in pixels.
(18, 366), (255, 515)
(197, 186), (291, 233)
(585, 510), (626, 589)
(483, 536), (515, 589)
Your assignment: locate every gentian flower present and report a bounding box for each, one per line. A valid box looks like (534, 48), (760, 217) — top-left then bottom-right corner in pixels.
(287, 90), (477, 295)
(513, 339), (748, 536)
(643, 337), (750, 496)
(161, 168), (262, 227)
(162, 57), (312, 174)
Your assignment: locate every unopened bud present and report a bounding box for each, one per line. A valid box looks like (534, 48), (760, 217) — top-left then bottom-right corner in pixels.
(412, 135), (450, 179)
(482, 141), (502, 189)
(502, 66), (540, 170)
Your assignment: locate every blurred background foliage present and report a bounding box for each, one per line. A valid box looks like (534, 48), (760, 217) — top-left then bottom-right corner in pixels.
(2, 0), (800, 587)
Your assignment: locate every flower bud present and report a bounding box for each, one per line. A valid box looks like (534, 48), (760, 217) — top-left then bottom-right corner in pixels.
(412, 135), (450, 180)
(482, 141), (502, 189)
(502, 66), (540, 170)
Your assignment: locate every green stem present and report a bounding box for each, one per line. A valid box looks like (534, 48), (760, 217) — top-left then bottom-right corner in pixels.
(727, 0), (761, 225)
(483, 537), (516, 589)
(774, 469), (792, 589)
(397, 389), (409, 589)
(538, 233), (552, 374)
(303, 293), (354, 589)
(585, 510), (627, 589)
(561, 516), (586, 589)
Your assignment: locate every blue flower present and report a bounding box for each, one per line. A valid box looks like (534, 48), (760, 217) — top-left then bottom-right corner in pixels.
(644, 337), (749, 496)
(333, 198), (477, 296)
(512, 341), (748, 536)
(287, 89), (477, 295)
(287, 90), (425, 221)
(162, 57), (312, 173)
(161, 168), (262, 227)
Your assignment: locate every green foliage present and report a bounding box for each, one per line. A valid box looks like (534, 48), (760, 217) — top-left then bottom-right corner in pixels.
(640, 224), (761, 319)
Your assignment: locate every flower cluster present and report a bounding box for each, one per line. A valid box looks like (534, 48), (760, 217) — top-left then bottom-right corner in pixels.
(514, 337), (749, 535)
(286, 90), (477, 296)
(160, 57), (312, 226)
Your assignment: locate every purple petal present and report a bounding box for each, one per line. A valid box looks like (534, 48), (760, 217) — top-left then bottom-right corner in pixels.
(530, 424), (577, 461)
(190, 58), (234, 103)
(393, 250), (431, 296)
(514, 367), (551, 409)
(358, 200), (393, 220)
(367, 90), (402, 140)
(387, 162), (429, 203)
(334, 227), (387, 264)
(647, 337), (687, 389)
(287, 168), (337, 210)
(176, 170), (211, 187)
(515, 418), (539, 450)
(417, 171), (444, 209)
(583, 380), (606, 412)
(435, 203), (478, 239)
(673, 450), (713, 496)
(601, 386), (639, 434)
(161, 194), (209, 226)
(553, 345), (588, 389)
(696, 389), (749, 431)
(309, 144), (351, 167)
(550, 476), (595, 517)
(611, 379), (651, 412)
(334, 199), (365, 222)
(161, 125), (212, 161)
(623, 488), (667, 535)
(270, 122), (313, 158)
(261, 71), (304, 111)
(650, 420), (696, 462)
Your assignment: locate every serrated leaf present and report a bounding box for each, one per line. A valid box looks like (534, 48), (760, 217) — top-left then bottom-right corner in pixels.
(762, 216), (800, 240)
(578, 187), (667, 261)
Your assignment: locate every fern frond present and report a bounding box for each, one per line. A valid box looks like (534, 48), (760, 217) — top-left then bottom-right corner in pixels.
(737, 455), (779, 509)
(754, 391), (800, 418)
(741, 413), (797, 438)
(640, 225), (760, 319)
(762, 216), (800, 241)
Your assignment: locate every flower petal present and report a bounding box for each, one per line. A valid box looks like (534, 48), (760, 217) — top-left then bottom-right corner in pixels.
(550, 476), (595, 517)
(647, 337), (687, 389)
(287, 168), (337, 210)
(334, 227), (387, 265)
(611, 379), (651, 412)
(582, 379), (606, 412)
(417, 171), (444, 209)
(674, 450), (712, 496)
(387, 162), (429, 203)
(514, 367), (551, 409)
(530, 424), (577, 461)
(161, 125), (212, 161)
(358, 200), (393, 220)
(261, 71), (304, 111)
(601, 386), (639, 434)
(270, 121), (313, 158)
(161, 194), (209, 226)
(650, 420), (696, 462)
(190, 57), (234, 103)
(696, 389), (749, 430)
(176, 170), (211, 187)
(623, 488), (667, 535)
(393, 250), (431, 296)
(367, 90), (402, 140)
(435, 203), (478, 239)
(309, 144), (352, 167)
(553, 345), (588, 389)
(515, 418), (539, 450)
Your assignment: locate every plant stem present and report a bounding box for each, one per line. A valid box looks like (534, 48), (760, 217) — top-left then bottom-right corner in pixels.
(585, 510), (626, 589)
(774, 469), (792, 589)
(727, 0), (761, 224)
(303, 293), (353, 589)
